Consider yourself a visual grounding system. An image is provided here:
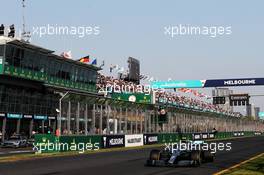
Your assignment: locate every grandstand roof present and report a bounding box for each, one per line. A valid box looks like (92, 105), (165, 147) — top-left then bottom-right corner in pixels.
(1, 36), (101, 71)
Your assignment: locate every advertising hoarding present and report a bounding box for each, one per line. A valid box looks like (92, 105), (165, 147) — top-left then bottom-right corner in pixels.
(125, 134), (144, 147)
(102, 135), (125, 148)
(143, 134), (158, 145)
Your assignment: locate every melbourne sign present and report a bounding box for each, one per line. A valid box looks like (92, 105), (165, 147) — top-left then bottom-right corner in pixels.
(151, 78), (264, 89)
(203, 78), (264, 87)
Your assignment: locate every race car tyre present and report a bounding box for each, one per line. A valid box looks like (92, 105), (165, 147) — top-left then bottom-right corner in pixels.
(191, 151), (201, 167)
(149, 150), (160, 160)
(203, 151), (214, 162)
(159, 150), (171, 161)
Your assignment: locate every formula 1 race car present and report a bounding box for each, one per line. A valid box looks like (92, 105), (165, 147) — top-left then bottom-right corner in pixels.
(145, 141), (215, 167)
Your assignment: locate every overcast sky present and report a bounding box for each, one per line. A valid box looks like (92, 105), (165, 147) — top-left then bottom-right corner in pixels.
(2, 0), (264, 112)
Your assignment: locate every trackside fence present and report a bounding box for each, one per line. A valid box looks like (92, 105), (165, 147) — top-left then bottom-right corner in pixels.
(34, 131), (263, 153)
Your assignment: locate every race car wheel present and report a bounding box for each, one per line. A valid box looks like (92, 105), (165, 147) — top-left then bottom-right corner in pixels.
(149, 150), (160, 160)
(203, 151), (214, 162)
(159, 150), (171, 161)
(191, 151), (201, 167)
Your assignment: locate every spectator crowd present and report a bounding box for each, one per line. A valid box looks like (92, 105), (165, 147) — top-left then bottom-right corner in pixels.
(96, 73), (242, 117)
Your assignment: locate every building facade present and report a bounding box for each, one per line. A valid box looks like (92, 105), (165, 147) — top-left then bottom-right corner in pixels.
(0, 36), (99, 141)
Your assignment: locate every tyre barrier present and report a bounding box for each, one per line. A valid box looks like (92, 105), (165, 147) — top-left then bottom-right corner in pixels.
(34, 131), (262, 153)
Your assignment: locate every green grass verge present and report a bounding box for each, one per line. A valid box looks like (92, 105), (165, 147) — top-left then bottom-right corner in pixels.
(222, 154), (264, 175)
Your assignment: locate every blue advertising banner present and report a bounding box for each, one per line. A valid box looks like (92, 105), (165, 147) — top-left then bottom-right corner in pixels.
(259, 112), (264, 120)
(151, 80), (203, 88)
(7, 113), (23, 119)
(34, 115), (48, 120)
(204, 78), (264, 87)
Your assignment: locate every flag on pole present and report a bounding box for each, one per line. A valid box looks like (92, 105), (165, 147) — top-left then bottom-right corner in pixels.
(139, 75), (144, 79)
(78, 55), (90, 63)
(148, 77), (154, 82)
(117, 67), (124, 73)
(110, 64), (114, 73)
(99, 60), (105, 68)
(91, 59), (97, 65)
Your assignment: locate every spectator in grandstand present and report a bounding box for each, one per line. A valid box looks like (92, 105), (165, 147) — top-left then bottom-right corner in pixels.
(176, 125), (182, 139)
(97, 73), (241, 117)
(212, 128), (218, 134)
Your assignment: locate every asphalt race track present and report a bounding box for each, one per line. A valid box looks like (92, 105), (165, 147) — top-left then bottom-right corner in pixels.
(0, 136), (264, 175)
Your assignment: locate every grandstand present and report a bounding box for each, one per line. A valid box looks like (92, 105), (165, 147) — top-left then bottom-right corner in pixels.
(0, 35), (263, 142)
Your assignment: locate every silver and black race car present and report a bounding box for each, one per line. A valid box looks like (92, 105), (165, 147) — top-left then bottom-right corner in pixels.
(145, 140), (215, 167)
(2, 134), (28, 148)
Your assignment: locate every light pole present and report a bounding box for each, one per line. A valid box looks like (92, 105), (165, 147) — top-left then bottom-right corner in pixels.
(56, 91), (69, 135)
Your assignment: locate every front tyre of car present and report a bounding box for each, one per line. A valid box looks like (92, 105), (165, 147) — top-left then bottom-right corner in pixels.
(203, 151), (215, 162)
(145, 149), (161, 166)
(191, 151), (201, 167)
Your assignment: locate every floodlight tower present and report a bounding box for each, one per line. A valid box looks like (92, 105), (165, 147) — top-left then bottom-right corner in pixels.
(21, 0), (31, 42)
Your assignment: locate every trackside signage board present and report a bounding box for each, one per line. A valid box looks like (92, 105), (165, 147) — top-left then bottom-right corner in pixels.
(193, 133), (201, 140)
(125, 134), (144, 147)
(102, 135), (125, 148)
(34, 115), (48, 120)
(151, 80), (203, 89)
(203, 78), (264, 87)
(209, 133), (215, 139)
(111, 93), (151, 104)
(7, 113), (22, 119)
(259, 112), (264, 120)
(193, 133), (214, 140)
(233, 132), (244, 137)
(23, 114), (33, 119)
(0, 56), (3, 74)
(202, 133), (208, 139)
(144, 134), (158, 145)
(152, 78), (264, 89)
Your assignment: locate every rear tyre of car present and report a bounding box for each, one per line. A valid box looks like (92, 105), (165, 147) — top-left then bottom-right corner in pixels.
(191, 151), (201, 167)
(145, 149), (161, 167)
